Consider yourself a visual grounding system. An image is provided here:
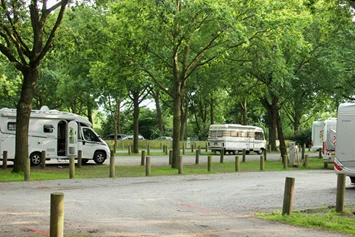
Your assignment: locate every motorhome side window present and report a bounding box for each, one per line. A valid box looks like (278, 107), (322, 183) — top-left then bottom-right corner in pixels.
(7, 122), (16, 131)
(43, 124), (54, 133)
(82, 128), (98, 141)
(255, 132), (264, 140)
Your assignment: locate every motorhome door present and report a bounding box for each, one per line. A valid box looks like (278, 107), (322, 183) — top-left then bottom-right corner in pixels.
(81, 127), (100, 159)
(67, 121), (78, 157)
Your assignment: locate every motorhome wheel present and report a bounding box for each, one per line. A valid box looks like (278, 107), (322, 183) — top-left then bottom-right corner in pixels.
(93, 151), (106, 164)
(30, 152), (41, 166)
(257, 149), (263, 155)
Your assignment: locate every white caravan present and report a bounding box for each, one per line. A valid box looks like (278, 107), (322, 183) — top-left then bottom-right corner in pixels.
(322, 118), (337, 164)
(208, 124), (266, 155)
(334, 103), (355, 183)
(0, 106), (110, 166)
(311, 121), (323, 151)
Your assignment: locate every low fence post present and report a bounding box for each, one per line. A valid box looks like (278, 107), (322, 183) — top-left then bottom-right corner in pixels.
(208, 155), (212, 172)
(282, 177), (295, 215)
(24, 158), (30, 181)
(260, 155), (264, 171)
(77, 150), (82, 168)
(220, 149), (224, 163)
(283, 155), (288, 169)
(146, 157), (151, 176)
(110, 150), (115, 178)
(242, 149), (246, 162)
(336, 173), (346, 213)
(235, 156), (240, 172)
(263, 149), (267, 161)
(50, 192), (64, 237)
(195, 149), (199, 165)
(178, 156), (183, 174)
(69, 158), (75, 179)
(319, 149), (322, 159)
(169, 150), (172, 165)
(141, 150), (145, 166)
(41, 150), (46, 169)
(2, 151), (7, 170)
(304, 154), (309, 168)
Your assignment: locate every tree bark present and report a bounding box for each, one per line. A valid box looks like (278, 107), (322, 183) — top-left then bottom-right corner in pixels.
(133, 91), (140, 153)
(13, 67), (38, 172)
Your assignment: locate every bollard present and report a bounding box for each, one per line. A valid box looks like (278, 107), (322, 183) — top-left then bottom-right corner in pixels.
(263, 149), (267, 161)
(301, 144), (305, 160)
(191, 144), (194, 153)
(128, 145), (131, 155)
(242, 149), (246, 162)
(178, 156), (183, 174)
(169, 150), (172, 165)
(160, 143), (162, 149)
(2, 151), (7, 170)
(235, 156), (240, 172)
(165, 145), (168, 155)
(282, 177), (295, 215)
(318, 148), (322, 159)
(41, 150), (46, 169)
(50, 192), (64, 237)
(283, 155), (288, 169)
(110, 150), (115, 178)
(205, 143), (208, 152)
(220, 149), (224, 163)
(195, 149), (199, 165)
(24, 158), (30, 181)
(336, 173), (346, 213)
(147, 143), (151, 155)
(208, 155), (212, 172)
(260, 155), (264, 171)
(77, 150), (82, 168)
(146, 157), (151, 176)
(304, 154), (309, 168)
(141, 150), (145, 166)
(69, 158), (75, 179)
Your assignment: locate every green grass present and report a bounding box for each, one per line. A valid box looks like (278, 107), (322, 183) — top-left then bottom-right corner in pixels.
(0, 155), (329, 182)
(257, 205), (355, 235)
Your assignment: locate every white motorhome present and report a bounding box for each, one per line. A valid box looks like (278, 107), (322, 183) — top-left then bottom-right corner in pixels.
(208, 124), (266, 155)
(0, 106), (110, 166)
(322, 118), (337, 164)
(334, 103), (355, 183)
(311, 121), (323, 151)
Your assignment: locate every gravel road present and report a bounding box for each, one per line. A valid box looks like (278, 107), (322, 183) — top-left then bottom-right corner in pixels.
(1, 153), (355, 237)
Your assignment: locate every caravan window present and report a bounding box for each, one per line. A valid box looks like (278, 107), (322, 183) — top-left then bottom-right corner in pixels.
(255, 132), (264, 140)
(7, 122), (16, 131)
(43, 124), (54, 133)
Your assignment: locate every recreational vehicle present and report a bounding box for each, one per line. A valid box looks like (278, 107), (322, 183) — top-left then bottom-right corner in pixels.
(322, 118), (337, 164)
(208, 124), (266, 155)
(334, 103), (355, 183)
(311, 121), (323, 151)
(0, 106), (110, 166)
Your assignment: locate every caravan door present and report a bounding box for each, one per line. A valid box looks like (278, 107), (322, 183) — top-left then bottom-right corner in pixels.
(67, 121), (78, 157)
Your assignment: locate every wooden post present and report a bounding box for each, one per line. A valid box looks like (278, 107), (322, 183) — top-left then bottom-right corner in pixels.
(69, 158), (75, 179)
(282, 177), (295, 215)
(205, 142), (208, 152)
(263, 149), (267, 161)
(260, 155), (264, 171)
(77, 150), (82, 168)
(235, 156), (240, 172)
(41, 150), (46, 169)
(191, 144), (194, 153)
(165, 145), (168, 155)
(304, 154), (309, 168)
(169, 150), (172, 165)
(208, 155), (212, 172)
(160, 143), (162, 149)
(283, 155), (288, 169)
(145, 157), (151, 176)
(195, 149), (199, 165)
(128, 145), (131, 155)
(178, 156), (183, 174)
(24, 158), (30, 181)
(147, 143), (150, 155)
(336, 173), (346, 213)
(2, 151), (7, 170)
(110, 150), (115, 178)
(319, 148), (322, 159)
(220, 149), (224, 163)
(301, 144), (305, 160)
(242, 149), (246, 162)
(141, 150), (145, 166)
(50, 192), (64, 237)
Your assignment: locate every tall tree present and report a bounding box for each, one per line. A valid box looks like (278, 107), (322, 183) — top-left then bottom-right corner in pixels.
(0, 0), (69, 172)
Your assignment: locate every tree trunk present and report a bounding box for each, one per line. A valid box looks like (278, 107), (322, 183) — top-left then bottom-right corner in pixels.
(13, 67), (38, 172)
(172, 80), (182, 168)
(180, 96), (188, 141)
(210, 98), (214, 125)
(153, 90), (164, 133)
(133, 91), (140, 153)
(260, 96), (278, 151)
(276, 110), (287, 159)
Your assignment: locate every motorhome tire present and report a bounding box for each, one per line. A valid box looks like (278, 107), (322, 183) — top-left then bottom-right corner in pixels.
(30, 152), (41, 166)
(350, 177), (355, 184)
(93, 151), (106, 164)
(257, 149), (263, 155)
(246, 151), (250, 155)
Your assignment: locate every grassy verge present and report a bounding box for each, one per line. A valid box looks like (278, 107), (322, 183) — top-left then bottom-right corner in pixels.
(256, 205), (355, 235)
(0, 155), (330, 182)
